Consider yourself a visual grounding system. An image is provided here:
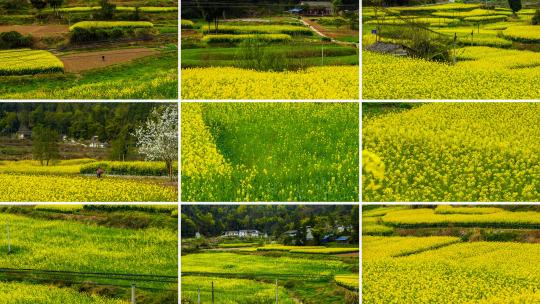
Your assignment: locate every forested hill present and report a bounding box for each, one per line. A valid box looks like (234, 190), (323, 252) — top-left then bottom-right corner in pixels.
(0, 103), (158, 141)
(181, 205), (359, 241)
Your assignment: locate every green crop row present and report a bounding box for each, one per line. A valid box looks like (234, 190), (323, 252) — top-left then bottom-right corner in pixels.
(57, 6), (176, 13)
(202, 34), (292, 43)
(80, 161), (178, 177)
(202, 24), (313, 35)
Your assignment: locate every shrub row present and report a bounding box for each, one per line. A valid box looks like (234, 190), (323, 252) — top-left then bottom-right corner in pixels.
(0, 31), (32, 50)
(80, 161), (178, 176)
(202, 24), (313, 36)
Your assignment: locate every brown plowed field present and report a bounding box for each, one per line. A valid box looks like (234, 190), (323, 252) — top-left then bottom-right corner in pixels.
(59, 48), (159, 73)
(0, 25), (68, 37)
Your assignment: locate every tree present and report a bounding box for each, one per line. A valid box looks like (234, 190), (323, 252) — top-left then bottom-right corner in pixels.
(508, 0), (521, 15)
(46, 0), (64, 12)
(332, 0), (342, 16)
(30, 0), (47, 10)
(32, 125), (60, 166)
(99, 0), (116, 20)
(109, 129), (132, 161)
(133, 105), (178, 181)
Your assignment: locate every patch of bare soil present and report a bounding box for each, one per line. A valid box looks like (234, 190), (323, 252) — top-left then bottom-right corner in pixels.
(59, 48), (159, 73)
(336, 252), (359, 257)
(0, 25), (68, 38)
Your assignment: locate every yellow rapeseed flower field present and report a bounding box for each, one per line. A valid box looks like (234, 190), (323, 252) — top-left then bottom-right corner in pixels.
(362, 103), (540, 201)
(0, 174), (176, 202)
(181, 66), (359, 99)
(363, 238), (540, 303)
(363, 49), (540, 99)
(0, 49), (64, 76)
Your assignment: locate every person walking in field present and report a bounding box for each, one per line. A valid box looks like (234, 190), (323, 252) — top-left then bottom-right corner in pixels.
(96, 167), (105, 178)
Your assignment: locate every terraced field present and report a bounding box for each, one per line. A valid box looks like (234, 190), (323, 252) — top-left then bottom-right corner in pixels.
(363, 206), (540, 303)
(363, 4), (539, 99)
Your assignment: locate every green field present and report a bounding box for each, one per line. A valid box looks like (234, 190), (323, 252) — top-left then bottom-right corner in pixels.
(0, 206), (177, 303)
(0, 52), (177, 99)
(363, 206), (540, 303)
(363, 4), (540, 99)
(181, 251), (358, 304)
(0, 1), (177, 99)
(181, 103), (359, 202)
(181, 15), (358, 99)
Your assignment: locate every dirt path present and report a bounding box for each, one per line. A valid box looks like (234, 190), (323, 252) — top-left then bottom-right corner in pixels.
(59, 48), (159, 73)
(0, 25), (68, 37)
(301, 17), (358, 47)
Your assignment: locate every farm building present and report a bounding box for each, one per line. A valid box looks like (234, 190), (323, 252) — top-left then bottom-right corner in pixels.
(89, 135), (107, 149)
(282, 227), (314, 240)
(223, 230), (263, 238)
(299, 1), (334, 16)
(15, 125), (31, 140)
(336, 236), (350, 244)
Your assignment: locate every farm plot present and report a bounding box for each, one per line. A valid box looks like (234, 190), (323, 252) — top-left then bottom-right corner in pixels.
(181, 102), (359, 202)
(59, 48), (159, 73)
(181, 252), (357, 304)
(362, 102), (540, 202)
(0, 25), (68, 37)
(181, 17), (358, 99)
(0, 207), (177, 303)
(0, 2), (178, 99)
(363, 206), (540, 303)
(0, 49), (64, 76)
(0, 52), (177, 99)
(0, 174), (177, 202)
(362, 4), (540, 99)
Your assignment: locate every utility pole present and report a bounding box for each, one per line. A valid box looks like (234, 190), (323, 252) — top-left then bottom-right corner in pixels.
(275, 279), (279, 304)
(131, 284), (136, 304)
(6, 221), (10, 254)
(321, 43), (324, 66)
(211, 281), (214, 304)
(198, 287), (201, 304)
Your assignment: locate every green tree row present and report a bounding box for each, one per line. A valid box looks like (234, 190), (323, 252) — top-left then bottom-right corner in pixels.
(181, 205), (359, 245)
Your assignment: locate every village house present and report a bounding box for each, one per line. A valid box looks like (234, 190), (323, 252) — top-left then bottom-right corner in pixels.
(223, 229), (263, 238)
(89, 135), (107, 148)
(15, 125), (32, 140)
(299, 1), (334, 16)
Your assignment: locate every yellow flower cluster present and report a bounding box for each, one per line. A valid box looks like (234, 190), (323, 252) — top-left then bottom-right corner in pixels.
(202, 34), (292, 43)
(334, 274), (359, 291)
(0, 49), (64, 76)
(69, 21), (154, 31)
(382, 208), (540, 227)
(2, 69), (177, 99)
(362, 103), (540, 201)
(182, 276), (295, 304)
(362, 236), (460, 260)
(363, 50), (540, 99)
(503, 25), (540, 43)
(180, 103), (232, 177)
(182, 66), (359, 99)
(433, 8), (510, 18)
(201, 24), (313, 35)
(0, 173), (176, 202)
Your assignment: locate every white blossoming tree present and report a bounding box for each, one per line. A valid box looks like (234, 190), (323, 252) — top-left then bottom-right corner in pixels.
(134, 104), (178, 181)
